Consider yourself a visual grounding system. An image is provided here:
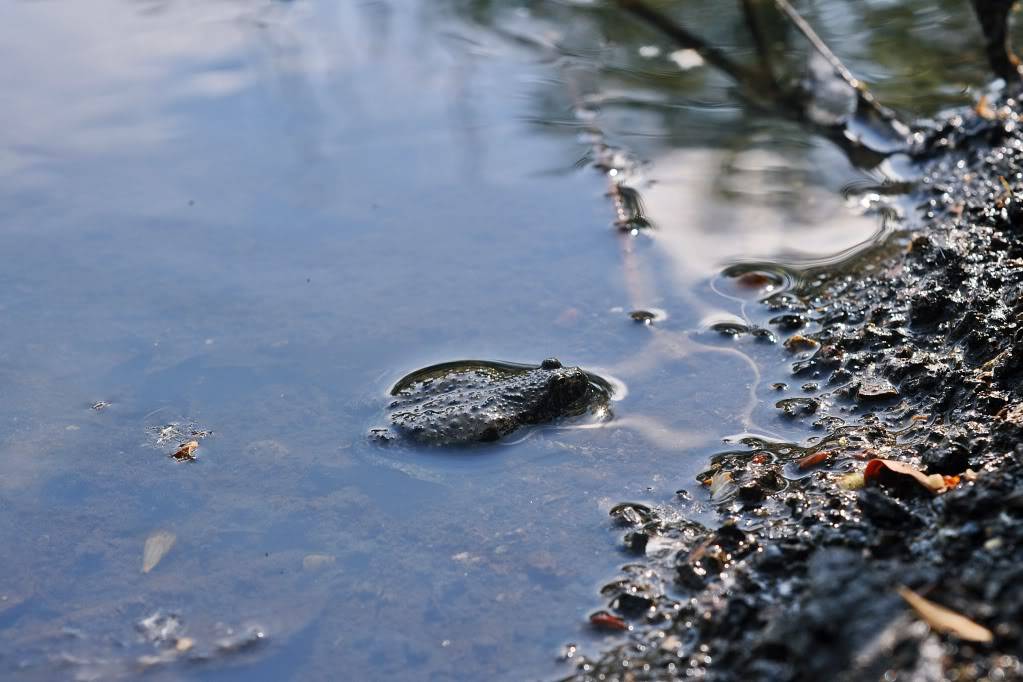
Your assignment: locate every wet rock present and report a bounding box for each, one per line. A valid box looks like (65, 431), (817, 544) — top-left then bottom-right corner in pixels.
(922, 443), (970, 475)
(623, 530), (649, 554)
(376, 359), (612, 446)
(776, 397), (819, 417)
(609, 502), (655, 527)
(612, 592), (655, 617)
(857, 488), (920, 528)
(856, 377), (900, 402)
(629, 310), (657, 324)
(710, 321), (750, 337)
(769, 313), (808, 330)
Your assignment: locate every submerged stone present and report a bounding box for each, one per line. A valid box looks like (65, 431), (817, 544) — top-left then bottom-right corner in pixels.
(376, 358), (613, 446)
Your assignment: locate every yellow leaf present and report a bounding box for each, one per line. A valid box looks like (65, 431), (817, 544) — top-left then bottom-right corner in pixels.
(897, 586), (993, 643)
(142, 531), (176, 573)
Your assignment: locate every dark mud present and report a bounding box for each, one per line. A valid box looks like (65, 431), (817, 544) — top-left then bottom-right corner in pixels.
(566, 97), (1023, 680)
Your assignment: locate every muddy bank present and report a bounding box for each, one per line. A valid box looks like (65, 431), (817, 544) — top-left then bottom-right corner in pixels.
(567, 97), (1023, 680)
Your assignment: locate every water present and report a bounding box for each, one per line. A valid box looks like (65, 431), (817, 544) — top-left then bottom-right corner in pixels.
(0, 1), (994, 679)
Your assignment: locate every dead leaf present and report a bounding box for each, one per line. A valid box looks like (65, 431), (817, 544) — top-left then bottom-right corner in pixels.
(172, 440), (199, 461)
(784, 335), (820, 353)
(976, 95), (996, 120)
(864, 458), (948, 494)
(797, 450), (832, 470)
(897, 586), (993, 643)
(142, 531), (176, 573)
(589, 611), (628, 631)
(709, 471), (736, 501)
(837, 472), (865, 490)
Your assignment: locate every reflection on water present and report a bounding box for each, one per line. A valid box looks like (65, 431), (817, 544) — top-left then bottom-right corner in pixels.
(0, 0), (987, 679)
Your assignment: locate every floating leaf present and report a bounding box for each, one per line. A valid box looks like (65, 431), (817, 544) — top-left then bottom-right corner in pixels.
(864, 459), (948, 494)
(172, 440), (199, 461)
(142, 531), (176, 573)
(897, 586), (993, 643)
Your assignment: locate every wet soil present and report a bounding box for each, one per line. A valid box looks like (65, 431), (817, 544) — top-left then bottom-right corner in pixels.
(567, 96), (1023, 680)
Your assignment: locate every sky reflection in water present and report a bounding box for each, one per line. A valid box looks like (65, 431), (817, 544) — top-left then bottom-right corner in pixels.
(0, 0), (993, 679)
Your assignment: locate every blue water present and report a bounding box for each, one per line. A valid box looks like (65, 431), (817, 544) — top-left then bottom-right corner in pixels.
(0, 1), (991, 679)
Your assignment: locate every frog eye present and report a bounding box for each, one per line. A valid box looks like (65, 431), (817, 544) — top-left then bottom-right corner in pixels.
(541, 358), (562, 370)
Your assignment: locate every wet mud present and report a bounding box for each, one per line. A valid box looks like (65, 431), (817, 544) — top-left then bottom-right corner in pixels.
(566, 94), (1023, 680)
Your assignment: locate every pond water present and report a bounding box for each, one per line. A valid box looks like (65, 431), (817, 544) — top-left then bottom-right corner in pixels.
(0, 1), (996, 679)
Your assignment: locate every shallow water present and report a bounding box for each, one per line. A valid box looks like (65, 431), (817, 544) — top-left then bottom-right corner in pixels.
(0, 1), (994, 679)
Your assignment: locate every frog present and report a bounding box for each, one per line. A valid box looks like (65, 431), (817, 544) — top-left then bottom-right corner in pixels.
(372, 358), (613, 446)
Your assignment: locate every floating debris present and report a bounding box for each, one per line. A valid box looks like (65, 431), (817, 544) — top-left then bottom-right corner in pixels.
(171, 440), (199, 461)
(137, 612), (183, 645)
(629, 309), (657, 325)
(151, 422), (213, 446)
(142, 531), (176, 573)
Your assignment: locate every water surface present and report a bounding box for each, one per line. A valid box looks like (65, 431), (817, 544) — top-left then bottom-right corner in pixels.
(0, 1), (993, 679)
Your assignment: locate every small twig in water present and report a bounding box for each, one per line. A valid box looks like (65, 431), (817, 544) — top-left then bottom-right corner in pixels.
(771, 0), (903, 130)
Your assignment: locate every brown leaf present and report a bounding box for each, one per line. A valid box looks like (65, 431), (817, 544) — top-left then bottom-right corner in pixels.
(784, 335), (820, 353)
(590, 611), (628, 631)
(976, 95), (996, 121)
(172, 440), (199, 461)
(734, 272), (775, 289)
(797, 450), (832, 470)
(897, 586), (993, 643)
(864, 458), (948, 494)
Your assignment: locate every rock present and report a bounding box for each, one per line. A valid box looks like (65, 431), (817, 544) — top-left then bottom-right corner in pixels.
(376, 359), (613, 445)
(922, 444), (970, 475)
(856, 377), (899, 402)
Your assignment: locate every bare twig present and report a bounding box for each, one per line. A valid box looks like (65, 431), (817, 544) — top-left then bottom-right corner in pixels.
(771, 0), (901, 128)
